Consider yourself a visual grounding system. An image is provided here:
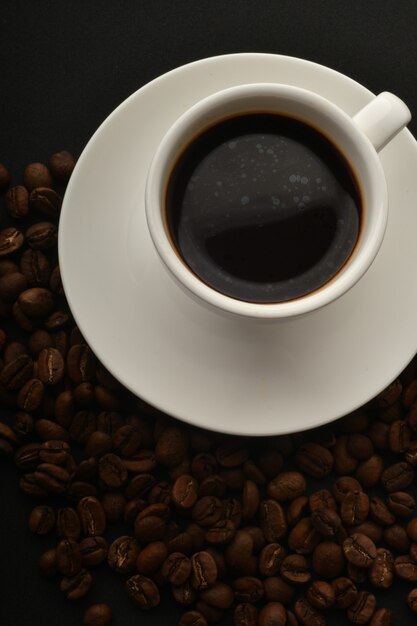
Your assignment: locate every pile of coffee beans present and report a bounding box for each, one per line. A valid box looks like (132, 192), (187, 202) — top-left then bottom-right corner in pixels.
(1, 156), (417, 626)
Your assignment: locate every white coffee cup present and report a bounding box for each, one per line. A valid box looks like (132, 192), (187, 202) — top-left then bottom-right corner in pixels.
(145, 84), (411, 320)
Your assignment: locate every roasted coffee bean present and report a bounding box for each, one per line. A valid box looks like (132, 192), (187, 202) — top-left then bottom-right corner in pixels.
(45, 310), (70, 331)
(306, 580), (335, 609)
(56, 507), (81, 540)
(171, 474), (198, 510)
(222, 497), (242, 527)
(17, 378), (44, 411)
(108, 536), (139, 574)
(79, 536), (108, 567)
(12, 301), (33, 331)
(126, 574), (160, 609)
(67, 344), (96, 383)
(0, 272), (27, 301)
(240, 480), (260, 519)
(134, 515), (166, 543)
(405, 440), (417, 465)
(70, 411), (97, 444)
(295, 443), (333, 477)
(407, 588), (417, 613)
(35, 419), (69, 442)
(260, 499), (287, 542)
(369, 548), (394, 588)
(192, 496), (223, 527)
(49, 150), (76, 182)
(347, 433), (374, 460)
(347, 591), (376, 625)
(85, 431), (113, 458)
(0, 163), (11, 188)
(205, 519), (235, 545)
(12, 411), (34, 439)
(78, 496), (106, 536)
(33, 462), (70, 493)
(28, 505), (55, 535)
(200, 582), (234, 609)
(370, 497), (395, 526)
(60, 568), (92, 600)
(356, 455), (384, 488)
(267, 471), (306, 502)
(233, 577), (264, 603)
(135, 541), (167, 575)
(343, 533), (376, 568)
(333, 436), (358, 475)
(259, 543), (286, 576)
(216, 439), (249, 467)
(312, 542), (344, 579)
(243, 459), (266, 485)
(20, 249), (50, 287)
(311, 507), (341, 536)
(39, 440), (71, 465)
(407, 518), (417, 542)
(14, 442), (41, 470)
(125, 475), (156, 501)
(0, 227), (24, 256)
(258, 602), (287, 626)
(263, 576), (294, 605)
(161, 552), (191, 585)
(332, 577), (358, 609)
(0, 354), (33, 391)
(386, 491), (415, 517)
(0, 421), (18, 448)
(172, 580), (196, 606)
(341, 491), (369, 525)
(198, 475), (226, 498)
(288, 517), (321, 554)
(394, 555), (417, 581)
(410, 543), (417, 561)
(383, 524), (410, 552)
(112, 424), (141, 457)
(98, 453), (127, 488)
(190, 551), (218, 590)
(369, 608), (391, 626)
(18, 288), (54, 317)
(294, 598), (326, 626)
(234, 603), (258, 626)
(225, 530), (254, 571)
(378, 379), (402, 407)
(332, 476), (362, 502)
(38, 547), (58, 577)
(56, 538), (82, 576)
(281, 554), (311, 585)
(19, 472), (48, 497)
(83, 604), (112, 626)
(388, 420), (411, 453)
(287, 496), (309, 527)
(30, 187), (62, 218)
(381, 462), (414, 492)
(37, 347), (64, 385)
(258, 449), (284, 479)
(23, 163), (53, 190)
(100, 491), (126, 522)
(368, 421), (390, 450)
(156, 426), (188, 467)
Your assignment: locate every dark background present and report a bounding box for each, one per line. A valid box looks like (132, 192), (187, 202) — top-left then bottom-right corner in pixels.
(1, 1), (417, 625)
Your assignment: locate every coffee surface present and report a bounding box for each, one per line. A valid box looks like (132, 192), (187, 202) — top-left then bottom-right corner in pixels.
(165, 113), (361, 303)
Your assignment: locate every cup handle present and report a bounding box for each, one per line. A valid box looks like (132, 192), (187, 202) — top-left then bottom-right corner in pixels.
(352, 92), (411, 152)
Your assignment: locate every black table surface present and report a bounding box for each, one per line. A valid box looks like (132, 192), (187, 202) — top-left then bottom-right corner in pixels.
(1, 1), (417, 625)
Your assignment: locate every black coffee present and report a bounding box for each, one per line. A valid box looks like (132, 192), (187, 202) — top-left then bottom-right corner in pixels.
(165, 113), (361, 303)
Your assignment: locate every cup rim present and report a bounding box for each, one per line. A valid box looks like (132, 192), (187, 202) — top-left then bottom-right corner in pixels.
(145, 83), (388, 320)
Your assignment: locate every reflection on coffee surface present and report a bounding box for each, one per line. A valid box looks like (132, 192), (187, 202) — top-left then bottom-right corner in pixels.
(165, 113), (361, 303)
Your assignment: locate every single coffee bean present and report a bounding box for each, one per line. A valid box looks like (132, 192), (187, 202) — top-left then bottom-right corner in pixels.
(190, 551), (218, 590)
(347, 434), (374, 460)
(14, 442), (41, 470)
(18, 287), (54, 317)
(306, 580), (335, 609)
(126, 574), (160, 609)
(0, 354), (33, 391)
(370, 497), (396, 526)
(56, 507), (81, 540)
(56, 538), (82, 576)
(312, 542), (344, 579)
(136, 541), (168, 575)
(17, 378), (44, 411)
(287, 496), (309, 526)
(343, 533), (376, 568)
(333, 436), (358, 475)
(39, 440), (71, 465)
(0, 272), (27, 301)
(368, 421), (390, 450)
(340, 491), (369, 525)
(356, 455), (385, 488)
(172, 581), (196, 606)
(172, 474), (198, 510)
(407, 518), (417, 542)
(192, 496), (223, 527)
(225, 530), (254, 571)
(49, 150), (76, 182)
(222, 497), (242, 527)
(347, 591), (376, 625)
(332, 577), (358, 609)
(79, 536), (108, 567)
(70, 411), (97, 444)
(179, 611), (208, 626)
(280, 554), (311, 585)
(258, 602), (287, 626)
(0, 227), (24, 256)
(161, 552), (192, 584)
(260, 499), (287, 541)
(101, 492), (126, 522)
(122, 449), (157, 474)
(259, 543), (286, 576)
(77, 496), (106, 536)
(332, 476), (362, 502)
(0, 163), (11, 188)
(20, 249), (51, 287)
(405, 440), (417, 465)
(20, 472), (49, 497)
(267, 471), (306, 502)
(288, 517), (321, 554)
(60, 568), (92, 600)
(30, 187), (62, 219)
(83, 604), (112, 626)
(383, 524), (410, 552)
(98, 453), (127, 488)
(295, 442), (333, 477)
(107, 536), (139, 574)
(410, 543), (417, 561)
(216, 439), (249, 467)
(388, 420), (411, 453)
(33, 462), (70, 492)
(12, 411), (34, 439)
(369, 608), (391, 626)
(369, 548), (394, 589)
(37, 347), (64, 385)
(243, 460), (266, 485)
(28, 505), (55, 535)
(38, 547), (57, 577)
(386, 492), (415, 517)
(155, 426), (188, 467)
(407, 588), (417, 613)
(134, 514), (166, 544)
(112, 424), (141, 457)
(394, 555), (417, 581)
(378, 379), (402, 408)
(294, 598), (326, 626)
(44, 310), (70, 331)
(262, 576), (293, 604)
(23, 163), (53, 190)
(198, 474), (226, 498)
(67, 344), (96, 383)
(85, 431), (113, 458)
(240, 480), (260, 519)
(311, 507), (341, 536)
(234, 603), (258, 626)
(233, 577), (264, 603)
(200, 582), (234, 609)
(205, 519), (235, 545)
(381, 462), (414, 492)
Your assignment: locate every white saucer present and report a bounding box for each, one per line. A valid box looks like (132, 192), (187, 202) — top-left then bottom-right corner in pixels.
(59, 53), (417, 436)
